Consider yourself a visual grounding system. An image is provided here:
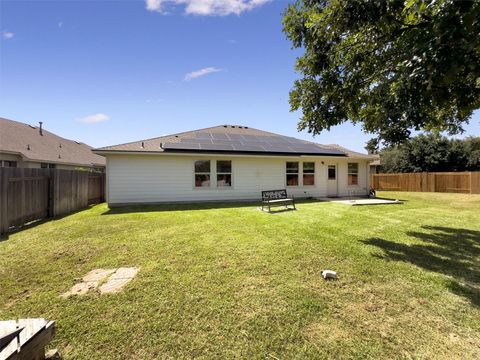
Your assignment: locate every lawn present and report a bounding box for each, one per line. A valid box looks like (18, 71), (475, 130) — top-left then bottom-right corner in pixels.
(1, 192), (479, 359)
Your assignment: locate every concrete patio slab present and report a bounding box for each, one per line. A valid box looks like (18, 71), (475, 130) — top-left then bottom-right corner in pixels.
(321, 197), (402, 206)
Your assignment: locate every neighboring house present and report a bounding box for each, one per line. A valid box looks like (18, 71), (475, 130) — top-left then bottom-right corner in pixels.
(369, 156), (382, 174)
(94, 125), (376, 206)
(0, 117), (105, 171)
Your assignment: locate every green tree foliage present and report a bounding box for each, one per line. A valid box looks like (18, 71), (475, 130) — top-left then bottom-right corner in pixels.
(365, 138), (379, 154)
(380, 134), (480, 173)
(283, 0), (480, 144)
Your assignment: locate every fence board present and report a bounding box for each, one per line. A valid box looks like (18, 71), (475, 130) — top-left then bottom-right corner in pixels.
(371, 172), (480, 194)
(0, 168), (105, 234)
(88, 175), (105, 204)
(471, 172), (480, 194)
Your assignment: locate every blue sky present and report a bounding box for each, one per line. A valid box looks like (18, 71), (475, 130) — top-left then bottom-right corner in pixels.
(1, 0), (478, 152)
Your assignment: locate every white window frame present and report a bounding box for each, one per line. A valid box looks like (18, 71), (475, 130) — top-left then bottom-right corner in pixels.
(286, 161), (299, 187)
(216, 160), (232, 187)
(348, 162), (359, 186)
(194, 160), (211, 188)
(302, 162), (315, 186)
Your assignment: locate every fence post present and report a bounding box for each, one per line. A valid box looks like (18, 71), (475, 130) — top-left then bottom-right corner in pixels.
(469, 172), (472, 194)
(48, 168), (54, 217)
(20, 168), (26, 227)
(0, 168), (8, 235)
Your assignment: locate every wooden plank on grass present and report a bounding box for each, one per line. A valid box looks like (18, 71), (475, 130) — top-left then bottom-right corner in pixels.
(0, 320), (20, 359)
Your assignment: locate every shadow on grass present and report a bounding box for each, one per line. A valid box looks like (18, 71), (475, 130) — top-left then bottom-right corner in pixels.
(363, 226), (480, 306)
(0, 206), (100, 242)
(102, 199), (317, 215)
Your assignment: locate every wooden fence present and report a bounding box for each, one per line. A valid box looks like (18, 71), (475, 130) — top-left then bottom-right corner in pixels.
(0, 168), (105, 235)
(371, 172), (480, 194)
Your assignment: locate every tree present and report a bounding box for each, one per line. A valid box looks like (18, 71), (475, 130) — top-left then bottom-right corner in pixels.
(464, 136), (480, 170)
(365, 138), (379, 154)
(283, 0), (480, 145)
(379, 134), (480, 173)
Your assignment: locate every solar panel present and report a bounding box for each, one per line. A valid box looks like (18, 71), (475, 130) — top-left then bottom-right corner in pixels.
(289, 145), (324, 152)
(211, 133), (229, 140)
(241, 141), (269, 147)
(227, 134), (245, 140)
(195, 132), (213, 139)
(240, 135), (263, 142)
(162, 142), (200, 150)
(180, 138), (213, 144)
(266, 138), (292, 144)
(231, 144), (266, 152)
(160, 128), (347, 155)
(263, 145), (292, 152)
(210, 140), (243, 146)
(198, 144), (234, 151)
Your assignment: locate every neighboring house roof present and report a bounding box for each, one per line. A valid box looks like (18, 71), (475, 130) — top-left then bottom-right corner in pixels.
(0, 117), (106, 167)
(370, 158), (381, 166)
(94, 125), (374, 158)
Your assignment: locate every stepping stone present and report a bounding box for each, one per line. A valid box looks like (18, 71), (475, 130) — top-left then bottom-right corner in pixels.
(82, 268), (115, 282)
(61, 282), (96, 297)
(61, 267), (139, 297)
(99, 267), (139, 294)
(61, 268), (115, 298)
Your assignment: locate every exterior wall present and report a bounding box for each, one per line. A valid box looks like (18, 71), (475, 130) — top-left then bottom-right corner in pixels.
(0, 152), (23, 167)
(22, 161), (42, 168)
(106, 154), (370, 205)
(370, 165), (382, 174)
(0, 152), (102, 170)
(0, 153), (22, 162)
(10, 160), (89, 170)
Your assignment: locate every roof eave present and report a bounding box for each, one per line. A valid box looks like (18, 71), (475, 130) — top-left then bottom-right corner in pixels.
(93, 149), (348, 157)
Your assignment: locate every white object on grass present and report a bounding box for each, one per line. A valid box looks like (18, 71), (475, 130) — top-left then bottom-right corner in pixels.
(322, 270), (337, 280)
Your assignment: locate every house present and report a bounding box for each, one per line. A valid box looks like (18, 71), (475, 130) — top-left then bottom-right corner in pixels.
(94, 125), (375, 206)
(0, 117), (106, 171)
(370, 157), (382, 174)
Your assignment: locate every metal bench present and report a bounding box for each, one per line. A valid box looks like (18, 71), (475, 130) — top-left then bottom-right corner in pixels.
(261, 189), (296, 212)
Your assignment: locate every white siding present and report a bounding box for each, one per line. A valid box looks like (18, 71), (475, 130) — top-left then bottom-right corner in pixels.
(0, 153), (22, 162)
(106, 154), (370, 205)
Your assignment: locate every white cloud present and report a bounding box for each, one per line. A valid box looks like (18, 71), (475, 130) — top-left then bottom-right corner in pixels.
(145, 0), (165, 13)
(78, 113), (110, 124)
(145, 0), (270, 16)
(184, 67), (223, 81)
(2, 31), (14, 40)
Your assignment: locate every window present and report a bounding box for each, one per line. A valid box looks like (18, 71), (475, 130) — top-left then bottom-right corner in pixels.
(1, 160), (17, 168)
(286, 162), (299, 186)
(348, 163), (359, 185)
(303, 162), (315, 185)
(328, 165), (336, 180)
(217, 160), (232, 187)
(41, 163), (56, 169)
(195, 160), (210, 187)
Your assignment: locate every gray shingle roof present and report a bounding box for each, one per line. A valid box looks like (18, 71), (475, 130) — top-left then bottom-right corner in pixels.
(0, 117), (106, 167)
(95, 125), (371, 158)
(324, 144), (377, 159)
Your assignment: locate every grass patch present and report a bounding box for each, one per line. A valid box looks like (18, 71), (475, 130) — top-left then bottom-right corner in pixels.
(1, 192), (479, 359)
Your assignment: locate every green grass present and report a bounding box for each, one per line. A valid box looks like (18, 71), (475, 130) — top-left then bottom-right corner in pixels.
(1, 192), (479, 359)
